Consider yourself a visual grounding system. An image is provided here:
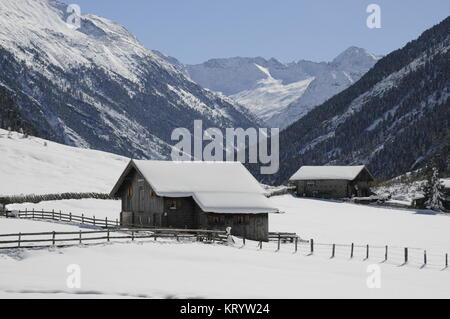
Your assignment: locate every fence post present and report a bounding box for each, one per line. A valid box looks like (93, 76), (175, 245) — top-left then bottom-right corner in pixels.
(277, 234), (281, 251)
(294, 237), (298, 253)
(59, 210), (62, 221)
(259, 241), (262, 250)
(350, 243), (354, 259)
(82, 214), (84, 224)
(331, 244), (336, 259)
(424, 250), (427, 266)
(52, 209), (55, 220)
(310, 239), (314, 255)
(93, 216), (96, 226)
(32, 209), (35, 219)
(385, 246), (388, 261)
(79, 230), (82, 245)
(132, 231), (135, 241)
(18, 233), (21, 248)
(107, 230), (110, 242)
(69, 212), (72, 222)
(404, 248), (408, 264)
(366, 245), (369, 260)
(106, 217), (108, 227)
(243, 236), (246, 246)
(446, 254), (448, 269)
(52, 231), (55, 246)
(42, 209), (44, 219)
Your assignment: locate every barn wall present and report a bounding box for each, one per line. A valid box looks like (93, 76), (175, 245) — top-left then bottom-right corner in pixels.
(295, 180), (350, 198)
(162, 197), (196, 229)
(196, 203), (269, 241)
(118, 168), (164, 227)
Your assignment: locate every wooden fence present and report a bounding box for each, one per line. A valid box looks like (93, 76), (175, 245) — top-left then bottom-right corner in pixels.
(4, 209), (121, 228)
(0, 228), (228, 250)
(247, 237), (449, 270)
(1, 210), (447, 269)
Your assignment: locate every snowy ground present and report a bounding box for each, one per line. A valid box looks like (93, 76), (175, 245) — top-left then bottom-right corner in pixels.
(1, 131), (449, 298)
(3, 195), (450, 298)
(7, 199), (121, 220)
(0, 129), (128, 196)
(0, 235), (449, 299)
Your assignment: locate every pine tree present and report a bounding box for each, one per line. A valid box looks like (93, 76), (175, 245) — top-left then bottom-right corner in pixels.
(422, 167), (445, 211)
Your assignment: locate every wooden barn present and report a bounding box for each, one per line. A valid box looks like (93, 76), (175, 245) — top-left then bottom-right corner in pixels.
(110, 160), (279, 241)
(289, 165), (374, 199)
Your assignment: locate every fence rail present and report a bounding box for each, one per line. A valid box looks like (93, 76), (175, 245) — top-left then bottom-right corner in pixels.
(1, 210), (448, 270)
(0, 227), (228, 250)
(246, 237), (449, 270)
(4, 209), (121, 228)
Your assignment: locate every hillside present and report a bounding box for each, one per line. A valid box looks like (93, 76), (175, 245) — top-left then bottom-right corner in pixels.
(261, 16), (450, 184)
(0, 0), (258, 160)
(0, 128), (128, 196)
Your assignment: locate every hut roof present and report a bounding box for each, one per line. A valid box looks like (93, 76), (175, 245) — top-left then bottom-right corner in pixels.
(289, 165), (374, 181)
(110, 160), (279, 214)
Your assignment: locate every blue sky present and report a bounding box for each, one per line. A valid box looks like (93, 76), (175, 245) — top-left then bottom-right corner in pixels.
(61, 0), (450, 64)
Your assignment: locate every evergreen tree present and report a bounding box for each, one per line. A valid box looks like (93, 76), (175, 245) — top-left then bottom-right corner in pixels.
(422, 167), (445, 211)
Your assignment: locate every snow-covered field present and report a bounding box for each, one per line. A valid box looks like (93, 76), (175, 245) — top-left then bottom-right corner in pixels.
(7, 199), (121, 220)
(1, 131), (449, 298)
(3, 195), (450, 298)
(0, 129), (128, 196)
(1, 237), (449, 299)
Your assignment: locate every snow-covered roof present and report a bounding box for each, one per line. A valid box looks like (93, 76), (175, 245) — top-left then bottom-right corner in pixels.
(289, 165), (373, 181)
(110, 160), (278, 214)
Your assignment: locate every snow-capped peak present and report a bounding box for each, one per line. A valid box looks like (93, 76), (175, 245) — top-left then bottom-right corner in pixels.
(0, 0), (178, 83)
(331, 46), (382, 72)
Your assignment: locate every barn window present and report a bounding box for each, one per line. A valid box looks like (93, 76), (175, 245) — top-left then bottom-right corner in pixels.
(169, 200), (177, 210)
(127, 187), (133, 197)
(150, 190), (157, 197)
(168, 200), (181, 210)
(208, 215), (223, 225)
(307, 181), (316, 187)
(233, 215), (250, 225)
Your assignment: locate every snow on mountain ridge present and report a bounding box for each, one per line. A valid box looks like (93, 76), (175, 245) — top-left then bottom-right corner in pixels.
(0, 0), (177, 83)
(231, 64), (315, 121)
(185, 48), (380, 128)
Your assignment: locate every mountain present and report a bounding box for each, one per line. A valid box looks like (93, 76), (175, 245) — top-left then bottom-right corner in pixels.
(261, 16), (450, 185)
(185, 48), (381, 128)
(0, 0), (258, 159)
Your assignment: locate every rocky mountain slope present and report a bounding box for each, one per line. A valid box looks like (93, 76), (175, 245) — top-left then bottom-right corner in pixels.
(262, 16), (450, 185)
(185, 48), (380, 128)
(0, 0), (258, 159)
